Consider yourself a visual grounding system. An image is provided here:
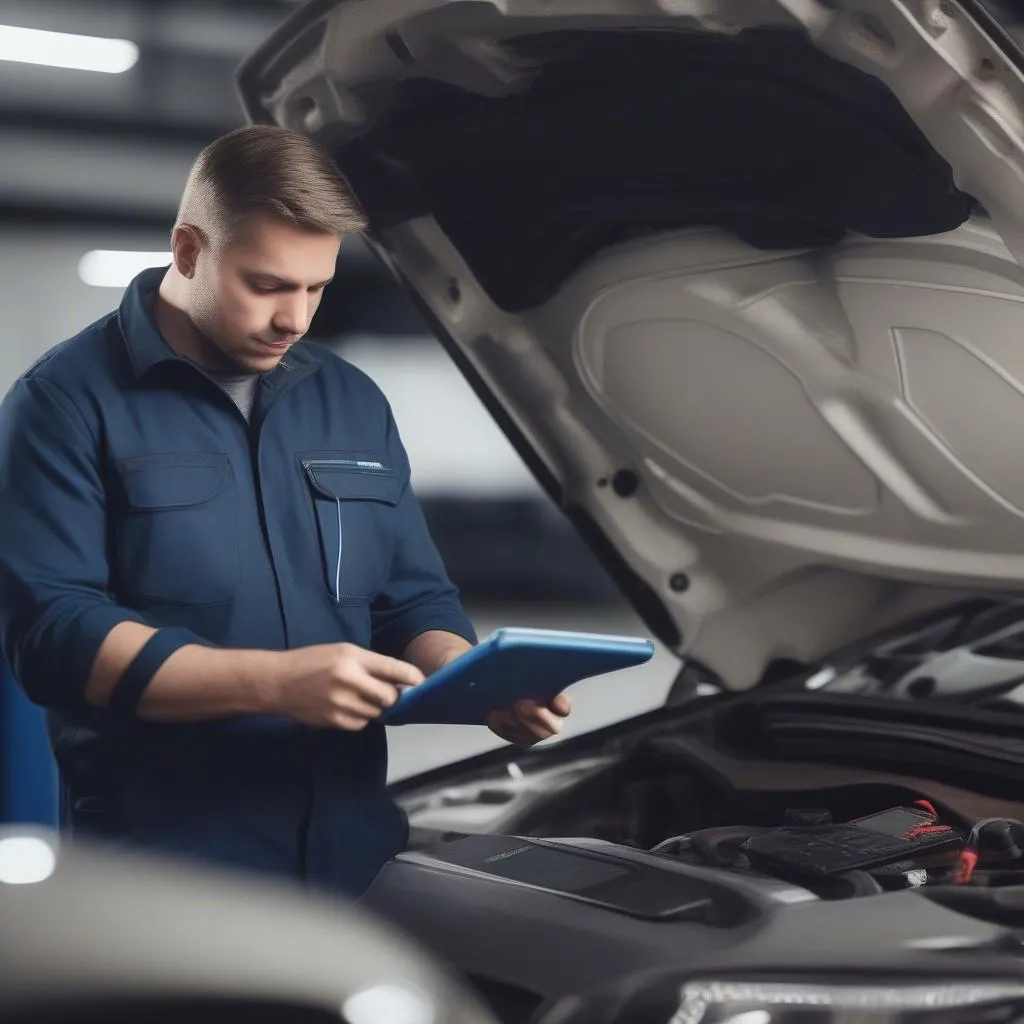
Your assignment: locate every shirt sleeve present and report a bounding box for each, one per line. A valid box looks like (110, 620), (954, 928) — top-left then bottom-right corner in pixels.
(0, 376), (203, 709)
(370, 403), (477, 658)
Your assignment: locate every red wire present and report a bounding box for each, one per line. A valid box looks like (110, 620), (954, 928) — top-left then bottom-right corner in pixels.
(954, 849), (978, 884)
(902, 802), (946, 840)
(904, 823), (953, 839)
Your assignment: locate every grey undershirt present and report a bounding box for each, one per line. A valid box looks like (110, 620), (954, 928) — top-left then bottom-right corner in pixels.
(209, 371), (260, 422)
(144, 289), (261, 421)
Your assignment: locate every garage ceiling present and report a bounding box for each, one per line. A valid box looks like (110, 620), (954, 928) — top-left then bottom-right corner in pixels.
(0, 0), (304, 223)
(0, 0), (418, 331)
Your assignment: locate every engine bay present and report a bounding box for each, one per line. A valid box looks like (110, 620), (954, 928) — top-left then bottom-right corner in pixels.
(496, 740), (1024, 900)
(395, 694), (1024, 903)
(409, 777), (1024, 903)
(369, 786), (1024, 1023)
(376, 604), (1024, 1021)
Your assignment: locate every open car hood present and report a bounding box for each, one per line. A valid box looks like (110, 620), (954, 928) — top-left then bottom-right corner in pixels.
(238, 0), (1024, 689)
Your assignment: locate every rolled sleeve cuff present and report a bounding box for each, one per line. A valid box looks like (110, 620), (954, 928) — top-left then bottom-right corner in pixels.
(373, 607), (477, 660)
(59, 605), (147, 705)
(108, 627), (208, 716)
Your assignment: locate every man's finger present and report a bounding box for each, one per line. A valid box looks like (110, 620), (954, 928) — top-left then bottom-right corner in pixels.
(533, 711), (563, 736)
(332, 693), (383, 721)
(514, 695), (572, 718)
(488, 713), (560, 747)
(548, 693), (572, 717)
(487, 709), (524, 743)
(359, 650), (425, 689)
(332, 710), (372, 732)
(488, 708), (514, 730)
(348, 673), (404, 710)
(513, 701), (564, 736)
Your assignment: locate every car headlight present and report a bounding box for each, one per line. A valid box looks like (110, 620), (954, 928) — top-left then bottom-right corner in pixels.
(671, 979), (1024, 1024)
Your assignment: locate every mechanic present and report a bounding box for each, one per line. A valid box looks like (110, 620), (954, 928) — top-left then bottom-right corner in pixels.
(0, 125), (571, 896)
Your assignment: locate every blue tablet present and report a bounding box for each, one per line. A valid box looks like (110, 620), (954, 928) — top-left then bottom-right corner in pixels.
(380, 627), (655, 727)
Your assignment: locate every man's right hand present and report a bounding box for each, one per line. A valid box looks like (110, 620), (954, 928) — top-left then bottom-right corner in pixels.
(270, 643), (425, 730)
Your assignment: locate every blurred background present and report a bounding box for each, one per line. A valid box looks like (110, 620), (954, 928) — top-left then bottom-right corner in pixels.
(0, 0), (676, 825)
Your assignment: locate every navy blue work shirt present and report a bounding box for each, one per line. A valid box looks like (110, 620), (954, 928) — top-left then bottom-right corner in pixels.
(0, 267), (476, 896)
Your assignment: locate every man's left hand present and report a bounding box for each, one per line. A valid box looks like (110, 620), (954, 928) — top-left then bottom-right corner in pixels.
(487, 693), (572, 747)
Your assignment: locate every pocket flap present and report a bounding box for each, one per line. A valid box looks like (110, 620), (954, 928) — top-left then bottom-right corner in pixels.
(117, 453), (231, 511)
(302, 458), (401, 505)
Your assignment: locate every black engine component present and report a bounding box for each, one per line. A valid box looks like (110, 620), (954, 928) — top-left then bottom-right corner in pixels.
(423, 833), (754, 925)
(741, 819), (961, 878)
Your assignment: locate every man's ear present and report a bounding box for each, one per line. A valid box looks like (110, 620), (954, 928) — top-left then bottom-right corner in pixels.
(170, 223), (206, 280)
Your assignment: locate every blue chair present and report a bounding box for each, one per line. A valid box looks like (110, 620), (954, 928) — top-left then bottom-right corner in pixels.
(0, 661), (58, 826)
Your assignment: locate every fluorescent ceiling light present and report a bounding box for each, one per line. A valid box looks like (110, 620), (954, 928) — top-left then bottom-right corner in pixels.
(78, 251), (172, 289)
(0, 24), (139, 74)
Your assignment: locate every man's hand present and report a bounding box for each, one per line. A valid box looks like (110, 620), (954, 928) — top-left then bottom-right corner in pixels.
(487, 693), (572, 747)
(270, 643), (425, 730)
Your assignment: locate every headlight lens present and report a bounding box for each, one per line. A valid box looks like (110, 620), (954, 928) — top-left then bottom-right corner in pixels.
(672, 980), (1024, 1024)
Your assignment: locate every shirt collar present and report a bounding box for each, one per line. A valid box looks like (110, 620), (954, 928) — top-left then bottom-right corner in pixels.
(117, 266), (179, 378)
(117, 265), (323, 384)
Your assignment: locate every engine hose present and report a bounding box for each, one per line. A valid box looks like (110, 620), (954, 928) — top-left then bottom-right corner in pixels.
(675, 826), (776, 868)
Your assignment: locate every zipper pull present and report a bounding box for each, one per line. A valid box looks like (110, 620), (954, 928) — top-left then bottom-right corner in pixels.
(333, 497), (343, 603)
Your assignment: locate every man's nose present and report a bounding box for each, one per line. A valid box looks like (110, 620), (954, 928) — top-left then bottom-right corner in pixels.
(273, 294), (311, 336)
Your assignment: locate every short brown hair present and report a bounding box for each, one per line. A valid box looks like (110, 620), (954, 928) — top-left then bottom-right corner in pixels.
(176, 124), (367, 241)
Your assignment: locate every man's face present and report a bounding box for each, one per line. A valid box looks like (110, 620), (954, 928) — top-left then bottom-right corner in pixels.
(188, 213), (340, 373)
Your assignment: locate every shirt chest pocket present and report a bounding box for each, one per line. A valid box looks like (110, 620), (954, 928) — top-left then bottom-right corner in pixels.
(114, 452), (239, 606)
(301, 457), (401, 603)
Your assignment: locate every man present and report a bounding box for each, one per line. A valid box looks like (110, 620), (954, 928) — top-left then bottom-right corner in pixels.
(0, 125), (571, 896)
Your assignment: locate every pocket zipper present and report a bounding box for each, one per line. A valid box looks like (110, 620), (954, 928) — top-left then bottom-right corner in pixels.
(302, 459), (392, 602)
(302, 458), (390, 474)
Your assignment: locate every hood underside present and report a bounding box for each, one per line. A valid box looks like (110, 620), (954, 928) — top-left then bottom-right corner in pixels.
(238, 0), (1024, 689)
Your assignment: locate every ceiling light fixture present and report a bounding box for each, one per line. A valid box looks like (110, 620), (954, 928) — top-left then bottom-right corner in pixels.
(78, 251), (172, 289)
(0, 24), (139, 74)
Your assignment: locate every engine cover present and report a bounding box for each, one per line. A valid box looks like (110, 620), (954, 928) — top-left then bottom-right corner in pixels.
(362, 833), (1007, 1010)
